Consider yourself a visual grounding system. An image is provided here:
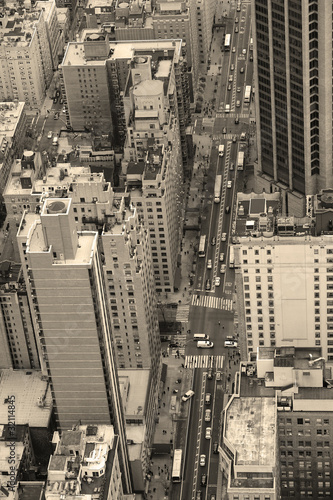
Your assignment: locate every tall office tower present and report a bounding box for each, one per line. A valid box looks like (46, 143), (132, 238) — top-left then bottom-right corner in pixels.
(0, 5), (54, 108)
(35, 0), (63, 70)
(16, 198), (132, 493)
(233, 190), (333, 361)
(152, 0), (198, 86)
(0, 102), (27, 194)
(121, 54), (184, 293)
(252, 0), (333, 216)
(0, 265), (40, 370)
(220, 346), (333, 500)
(61, 37), (191, 163)
(195, 0), (216, 67)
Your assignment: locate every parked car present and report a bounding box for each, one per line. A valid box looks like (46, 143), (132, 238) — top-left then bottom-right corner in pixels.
(182, 390), (195, 402)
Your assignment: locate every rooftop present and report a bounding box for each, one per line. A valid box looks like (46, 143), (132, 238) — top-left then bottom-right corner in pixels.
(0, 102), (25, 139)
(0, 8), (42, 48)
(225, 396), (275, 466)
(119, 369), (150, 416)
(0, 369), (52, 427)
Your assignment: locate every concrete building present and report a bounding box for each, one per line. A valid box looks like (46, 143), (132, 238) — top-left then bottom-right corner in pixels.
(119, 370), (156, 492)
(0, 102), (27, 195)
(0, 264), (40, 370)
(220, 346), (333, 499)
(60, 36), (191, 164)
(195, 0), (216, 68)
(233, 191), (333, 361)
(16, 198), (132, 493)
(0, 4), (53, 108)
(45, 425), (124, 499)
(35, 0), (63, 69)
(252, 0), (333, 215)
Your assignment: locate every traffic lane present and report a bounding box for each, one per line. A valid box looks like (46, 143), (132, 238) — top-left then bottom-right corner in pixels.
(207, 382), (225, 493)
(196, 376), (215, 495)
(186, 309), (234, 355)
(181, 370), (204, 500)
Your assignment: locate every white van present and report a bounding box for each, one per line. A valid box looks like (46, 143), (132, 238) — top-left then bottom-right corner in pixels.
(194, 333), (209, 340)
(218, 144), (225, 157)
(52, 135), (58, 146)
(225, 104), (230, 113)
(197, 341), (214, 349)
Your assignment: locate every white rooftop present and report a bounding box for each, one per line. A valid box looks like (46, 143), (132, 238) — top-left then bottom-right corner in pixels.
(0, 369), (52, 427)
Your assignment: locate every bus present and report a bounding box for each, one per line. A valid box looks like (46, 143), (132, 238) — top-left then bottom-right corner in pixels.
(237, 151), (245, 171)
(214, 175), (222, 203)
(172, 449), (183, 483)
(198, 235), (207, 258)
(229, 246), (235, 268)
(224, 34), (231, 51)
(244, 85), (251, 103)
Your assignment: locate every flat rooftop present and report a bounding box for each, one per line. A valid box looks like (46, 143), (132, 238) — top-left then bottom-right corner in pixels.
(0, 9), (41, 48)
(0, 441), (24, 472)
(225, 396), (275, 466)
(119, 369), (149, 416)
(0, 102), (25, 139)
(0, 369), (52, 427)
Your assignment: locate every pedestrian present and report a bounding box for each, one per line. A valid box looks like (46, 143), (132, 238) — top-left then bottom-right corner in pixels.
(167, 386), (169, 391)
(163, 402), (165, 407)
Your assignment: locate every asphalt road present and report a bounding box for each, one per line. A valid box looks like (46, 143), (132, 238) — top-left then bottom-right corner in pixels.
(178, 2), (253, 499)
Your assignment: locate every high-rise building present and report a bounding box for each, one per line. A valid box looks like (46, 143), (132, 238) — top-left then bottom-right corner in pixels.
(220, 346), (333, 500)
(16, 198), (132, 493)
(35, 0), (63, 69)
(252, 0), (333, 215)
(233, 190), (333, 361)
(0, 5), (54, 107)
(195, 0), (216, 67)
(60, 37), (191, 163)
(45, 425), (124, 500)
(0, 102), (27, 194)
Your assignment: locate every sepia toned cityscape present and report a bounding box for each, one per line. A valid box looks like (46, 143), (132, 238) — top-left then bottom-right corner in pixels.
(0, 0), (332, 499)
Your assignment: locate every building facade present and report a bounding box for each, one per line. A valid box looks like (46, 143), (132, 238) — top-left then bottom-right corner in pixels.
(16, 198), (132, 493)
(252, 0), (333, 215)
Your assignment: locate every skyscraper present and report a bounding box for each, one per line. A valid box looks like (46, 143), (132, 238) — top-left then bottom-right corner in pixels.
(252, 0), (333, 215)
(16, 198), (132, 493)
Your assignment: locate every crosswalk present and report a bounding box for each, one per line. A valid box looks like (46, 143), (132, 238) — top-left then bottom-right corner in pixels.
(176, 305), (190, 322)
(191, 294), (233, 311)
(184, 355), (224, 369)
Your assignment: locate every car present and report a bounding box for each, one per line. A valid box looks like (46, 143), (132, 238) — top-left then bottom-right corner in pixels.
(54, 112), (59, 120)
(225, 206), (230, 214)
(205, 279), (211, 291)
(205, 393), (211, 405)
(59, 98), (63, 105)
(55, 89), (60, 98)
(240, 132), (246, 140)
(215, 277), (221, 287)
(201, 474), (207, 486)
(235, 115), (239, 124)
(207, 259), (212, 269)
(210, 495), (216, 500)
(240, 67), (244, 73)
(222, 127), (227, 134)
(234, 26), (238, 33)
(224, 340), (238, 348)
(235, 17), (239, 23)
(213, 442), (219, 453)
(227, 84), (232, 91)
(227, 180), (232, 188)
(228, 75), (233, 82)
(242, 48), (247, 55)
(53, 97), (58, 104)
(200, 454), (206, 467)
(62, 107), (66, 114)
(196, 491), (202, 500)
(205, 409), (212, 422)
(182, 390), (195, 402)
(230, 162), (234, 170)
(168, 342), (180, 348)
(216, 372), (221, 381)
(211, 237), (216, 246)
(237, 87), (241, 93)
(250, 55), (253, 62)
(205, 427), (212, 440)
(232, 135), (237, 143)
(221, 233), (227, 242)
(47, 131), (53, 139)
(231, 64), (235, 71)
(232, 46), (236, 53)
(207, 368), (213, 380)
(236, 100), (241, 108)
(219, 252), (224, 262)
(220, 264), (226, 274)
